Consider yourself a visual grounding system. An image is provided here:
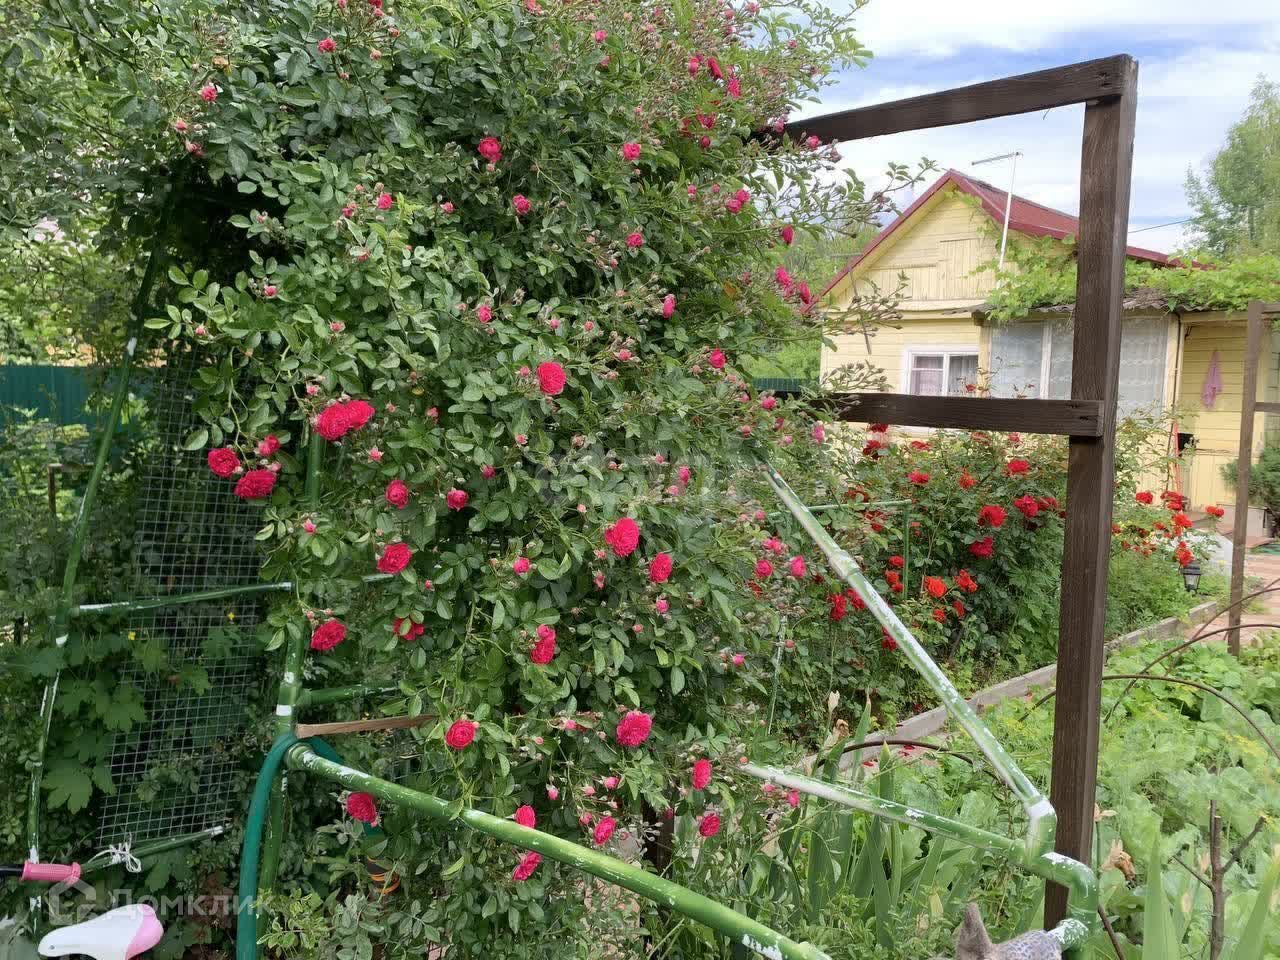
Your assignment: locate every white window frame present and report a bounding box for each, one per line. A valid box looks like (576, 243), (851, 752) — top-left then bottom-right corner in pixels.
(901, 345), (980, 397)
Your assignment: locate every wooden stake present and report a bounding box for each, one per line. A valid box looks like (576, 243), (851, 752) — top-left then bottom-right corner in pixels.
(295, 715), (431, 738)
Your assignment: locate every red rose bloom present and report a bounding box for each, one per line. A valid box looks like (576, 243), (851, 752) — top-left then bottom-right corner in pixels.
(512, 851), (541, 881)
(969, 537), (995, 559)
(604, 517), (641, 557)
(648, 552), (673, 583)
(392, 617), (424, 641)
(888, 555), (904, 568)
(959, 470), (977, 490)
(1206, 504), (1225, 518)
(256, 435), (280, 457)
(536, 361), (567, 396)
(346, 792), (377, 824)
(377, 542), (412, 574)
(907, 471), (930, 485)
(1135, 491), (1155, 505)
(514, 805), (536, 828)
(828, 592), (849, 622)
(207, 447), (240, 478)
(445, 488), (469, 511)
(625, 231), (644, 248)
(692, 758), (712, 790)
(862, 439), (885, 458)
(699, 812), (721, 838)
(445, 719), (476, 750)
(978, 505), (1007, 528)
(1013, 494), (1040, 519)
(385, 479), (410, 509)
(1006, 459), (1030, 476)
(955, 569), (979, 593)
(234, 468), (277, 500)
(310, 618), (347, 652)
(755, 558), (774, 578)
(923, 576), (947, 598)
(615, 710), (653, 747)
(952, 600), (966, 618)
(512, 194), (532, 216)
(932, 607), (946, 623)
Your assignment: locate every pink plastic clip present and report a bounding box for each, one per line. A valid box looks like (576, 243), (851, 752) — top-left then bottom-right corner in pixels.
(21, 861), (81, 884)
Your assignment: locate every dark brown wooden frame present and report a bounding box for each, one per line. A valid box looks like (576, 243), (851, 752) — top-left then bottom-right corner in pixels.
(785, 53), (1139, 926)
(1227, 300), (1280, 655)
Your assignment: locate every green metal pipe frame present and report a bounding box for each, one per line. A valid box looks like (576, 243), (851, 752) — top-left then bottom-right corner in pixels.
(286, 743), (833, 960)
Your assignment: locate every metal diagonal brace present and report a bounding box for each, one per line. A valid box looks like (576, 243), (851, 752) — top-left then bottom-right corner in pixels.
(758, 459), (1057, 856)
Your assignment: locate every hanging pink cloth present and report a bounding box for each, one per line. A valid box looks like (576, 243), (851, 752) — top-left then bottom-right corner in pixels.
(1201, 350), (1223, 408)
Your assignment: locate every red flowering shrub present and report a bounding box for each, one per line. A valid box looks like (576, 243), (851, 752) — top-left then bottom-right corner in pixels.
(310, 618), (347, 652)
(233, 468), (276, 500)
(207, 447), (240, 477)
(345, 791), (378, 825)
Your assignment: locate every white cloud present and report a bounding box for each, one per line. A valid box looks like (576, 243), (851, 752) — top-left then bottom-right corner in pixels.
(800, 6), (1280, 256)
(849, 0), (1279, 58)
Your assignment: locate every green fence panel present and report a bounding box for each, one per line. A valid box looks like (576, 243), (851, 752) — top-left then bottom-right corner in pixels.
(0, 365), (100, 429)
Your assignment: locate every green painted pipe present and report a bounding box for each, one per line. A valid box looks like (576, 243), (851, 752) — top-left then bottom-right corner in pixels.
(288, 744), (832, 960)
(82, 825), (228, 875)
(71, 581), (295, 617)
(236, 733), (298, 960)
(297, 684), (400, 708)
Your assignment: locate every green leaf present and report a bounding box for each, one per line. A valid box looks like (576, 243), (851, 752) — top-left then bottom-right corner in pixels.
(1141, 846), (1180, 960)
(44, 761), (93, 812)
(183, 427), (209, 450)
(1225, 852), (1280, 960)
(670, 665), (685, 695)
(167, 265), (188, 286)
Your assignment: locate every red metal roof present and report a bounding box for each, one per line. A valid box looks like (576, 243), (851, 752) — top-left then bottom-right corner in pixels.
(820, 169), (1172, 299)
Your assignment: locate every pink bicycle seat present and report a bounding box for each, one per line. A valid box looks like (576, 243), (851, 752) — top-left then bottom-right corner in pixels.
(37, 904), (163, 960)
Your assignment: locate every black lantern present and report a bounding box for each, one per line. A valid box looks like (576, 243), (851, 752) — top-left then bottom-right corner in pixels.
(1182, 560), (1202, 593)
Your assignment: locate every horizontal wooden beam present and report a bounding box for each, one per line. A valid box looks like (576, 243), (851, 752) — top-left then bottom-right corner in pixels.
(295, 715), (431, 738)
(778, 55), (1134, 144)
(826, 393), (1104, 437)
(1254, 401), (1280, 415)
(1258, 301), (1280, 315)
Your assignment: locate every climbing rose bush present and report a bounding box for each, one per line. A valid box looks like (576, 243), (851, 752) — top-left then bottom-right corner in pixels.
(152, 0), (870, 950)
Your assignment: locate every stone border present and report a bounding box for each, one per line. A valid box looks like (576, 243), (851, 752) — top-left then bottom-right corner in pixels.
(839, 599), (1222, 766)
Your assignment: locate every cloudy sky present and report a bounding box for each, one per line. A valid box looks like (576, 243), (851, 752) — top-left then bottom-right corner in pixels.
(802, 1), (1280, 254)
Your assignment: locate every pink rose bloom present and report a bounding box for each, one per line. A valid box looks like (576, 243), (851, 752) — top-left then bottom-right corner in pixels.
(477, 136), (502, 163)
(787, 789), (800, 809)
(445, 488), (469, 511)
(536, 361), (567, 396)
(615, 710), (653, 747)
(655, 597), (669, 614)
(481, 465), (496, 479)
(385, 479), (410, 509)
(475, 303), (493, 323)
(440, 201), (454, 214)
(592, 29), (607, 43)
(708, 348), (726, 370)
(346, 792), (377, 824)
(317, 37), (337, 53)
(234, 469), (277, 500)
(732, 653), (745, 667)
(687, 55), (701, 75)
(262, 284), (277, 298)
(445, 719), (477, 750)
(255, 435), (280, 457)
(625, 232), (644, 248)
(621, 142), (641, 161)
(760, 396), (777, 411)
(780, 224), (795, 246)
(207, 447), (240, 478)
(512, 556), (531, 575)
(512, 194), (532, 216)
(546, 784), (559, 800)
(514, 805), (536, 828)
(662, 293), (676, 318)
(788, 556), (807, 578)
(604, 517), (641, 557)
(774, 265), (793, 290)
(699, 812), (721, 838)
(376, 542), (412, 574)
(806, 135), (821, 150)
(692, 758), (712, 790)
(512, 851), (541, 881)
(593, 816), (616, 846)
(755, 558), (773, 578)
(648, 552), (673, 584)
(602, 776), (619, 790)
(199, 84), (218, 102)
(812, 421), (826, 444)
(376, 192), (393, 210)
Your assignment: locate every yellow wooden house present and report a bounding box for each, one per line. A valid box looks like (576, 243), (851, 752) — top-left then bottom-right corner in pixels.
(820, 169), (1278, 526)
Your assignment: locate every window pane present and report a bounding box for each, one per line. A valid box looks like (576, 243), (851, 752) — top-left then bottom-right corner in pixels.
(989, 323), (1044, 398)
(1047, 322), (1073, 399)
(1118, 318), (1167, 418)
(948, 355), (978, 395)
(909, 355), (944, 395)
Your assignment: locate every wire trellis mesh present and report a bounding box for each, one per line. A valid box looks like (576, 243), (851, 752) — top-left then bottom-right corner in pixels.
(90, 348), (267, 846)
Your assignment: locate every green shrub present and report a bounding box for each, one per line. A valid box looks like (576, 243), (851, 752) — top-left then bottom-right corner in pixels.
(1222, 442), (1280, 518)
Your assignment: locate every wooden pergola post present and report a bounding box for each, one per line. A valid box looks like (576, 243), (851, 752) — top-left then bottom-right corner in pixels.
(1044, 59), (1138, 926)
(781, 54), (1139, 930)
(1228, 299), (1280, 655)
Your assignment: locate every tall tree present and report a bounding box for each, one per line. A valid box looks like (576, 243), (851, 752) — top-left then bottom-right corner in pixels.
(1185, 78), (1280, 256)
